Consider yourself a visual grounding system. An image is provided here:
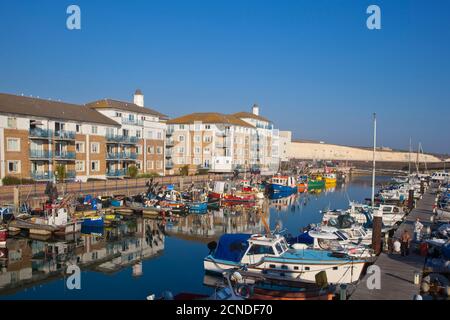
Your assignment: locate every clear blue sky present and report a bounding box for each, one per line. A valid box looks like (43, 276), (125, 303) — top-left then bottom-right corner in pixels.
(0, 0), (449, 153)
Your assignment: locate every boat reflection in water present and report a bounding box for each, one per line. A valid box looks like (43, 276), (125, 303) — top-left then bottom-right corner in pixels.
(0, 218), (164, 295)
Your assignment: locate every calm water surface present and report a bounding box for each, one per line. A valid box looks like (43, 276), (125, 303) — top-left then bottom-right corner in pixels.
(0, 175), (390, 300)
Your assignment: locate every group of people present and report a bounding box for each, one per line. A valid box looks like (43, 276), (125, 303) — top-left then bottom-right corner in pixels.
(389, 218), (424, 256)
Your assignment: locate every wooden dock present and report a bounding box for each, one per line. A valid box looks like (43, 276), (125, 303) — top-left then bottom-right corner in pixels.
(349, 188), (436, 300)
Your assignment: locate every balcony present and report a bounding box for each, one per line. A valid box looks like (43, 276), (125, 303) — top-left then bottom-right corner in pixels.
(30, 171), (54, 181)
(54, 151), (76, 160)
(166, 128), (174, 137)
(165, 139), (175, 147)
(106, 169), (128, 177)
(106, 134), (139, 144)
(29, 150), (52, 159)
(29, 128), (53, 139)
(122, 118), (144, 126)
(54, 130), (76, 140)
(106, 152), (137, 160)
(215, 130), (231, 137)
(165, 161), (174, 169)
(165, 150), (172, 158)
(215, 141), (232, 149)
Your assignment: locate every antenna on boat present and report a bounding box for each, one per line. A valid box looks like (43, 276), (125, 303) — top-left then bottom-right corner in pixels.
(371, 113), (376, 208)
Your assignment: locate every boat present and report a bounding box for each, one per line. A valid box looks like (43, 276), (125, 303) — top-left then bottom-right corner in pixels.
(187, 202), (208, 213)
(81, 216), (104, 227)
(267, 176), (298, 196)
(323, 173), (337, 185)
(204, 233), (366, 284)
(0, 227), (7, 248)
(297, 175), (308, 193)
(307, 176), (325, 190)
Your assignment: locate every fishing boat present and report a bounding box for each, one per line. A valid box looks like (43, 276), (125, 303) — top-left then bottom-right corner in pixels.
(267, 176), (297, 196)
(297, 175), (308, 193)
(204, 233), (366, 284)
(81, 216), (104, 227)
(307, 176), (325, 190)
(187, 202), (208, 213)
(323, 173), (337, 185)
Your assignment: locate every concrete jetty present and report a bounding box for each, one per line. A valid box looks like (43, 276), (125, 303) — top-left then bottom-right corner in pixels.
(349, 189), (436, 300)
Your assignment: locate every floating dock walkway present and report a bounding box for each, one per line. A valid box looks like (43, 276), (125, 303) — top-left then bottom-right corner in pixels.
(349, 189), (436, 300)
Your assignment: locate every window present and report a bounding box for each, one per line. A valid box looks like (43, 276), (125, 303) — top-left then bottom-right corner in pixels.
(75, 142), (85, 153)
(194, 147), (201, 154)
(179, 125), (185, 130)
(193, 158), (200, 165)
(91, 126), (98, 134)
(136, 130), (141, 138)
(205, 125), (211, 130)
(156, 161), (163, 169)
(147, 131), (153, 139)
(136, 146), (142, 155)
(91, 142), (100, 154)
(147, 160), (154, 169)
(204, 136), (212, 143)
(122, 129), (129, 137)
(106, 127), (114, 137)
(6, 138), (20, 152)
(91, 161), (100, 172)
(157, 132), (162, 140)
(136, 161), (142, 170)
(141, 116), (145, 121)
(76, 124), (81, 133)
(178, 147), (184, 154)
(7, 161), (21, 174)
(204, 148), (210, 154)
(7, 118), (17, 129)
(178, 135), (185, 142)
(156, 147), (162, 154)
(247, 245), (275, 255)
(194, 135), (201, 143)
(75, 161), (85, 172)
(115, 112), (122, 117)
(147, 146), (154, 154)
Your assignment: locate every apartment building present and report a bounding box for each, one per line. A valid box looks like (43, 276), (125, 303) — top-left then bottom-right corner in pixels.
(0, 91), (167, 184)
(87, 90), (168, 177)
(165, 105), (281, 174)
(0, 93), (119, 183)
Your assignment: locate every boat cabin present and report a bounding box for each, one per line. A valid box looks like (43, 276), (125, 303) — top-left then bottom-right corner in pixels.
(240, 235), (290, 264)
(271, 176), (296, 187)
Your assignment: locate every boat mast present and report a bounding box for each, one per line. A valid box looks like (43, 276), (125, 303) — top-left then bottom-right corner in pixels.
(371, 113), (377, 208)
(408, 137), (412, 175)
(416, 142), (420, 174)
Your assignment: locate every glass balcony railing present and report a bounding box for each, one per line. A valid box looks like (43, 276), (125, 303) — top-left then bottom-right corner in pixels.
(29, 150), (52, 159)
(30, 171), (54, 181)
(106, 152), (137, 160)
(29, 128), (53, 139)
(165, 161), (174, 169)
(106, 169), (128, 177)
(54, 151), (76, 160)
(122, 118), (144, 126)
(54, 130), (76, 140)
(106, 134), (139, 144)
(166, 128), (174, 136)
(165, 139), (175, 147)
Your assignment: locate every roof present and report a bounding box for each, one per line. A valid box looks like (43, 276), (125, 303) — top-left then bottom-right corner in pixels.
(166, 112), (255, 128)
(0, 93), (120, 126)
(232, 112), (271, 123)
(86, 99), (168, 120)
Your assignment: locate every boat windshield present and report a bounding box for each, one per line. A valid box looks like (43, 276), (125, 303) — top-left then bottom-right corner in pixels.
(334, 231), (349, 241)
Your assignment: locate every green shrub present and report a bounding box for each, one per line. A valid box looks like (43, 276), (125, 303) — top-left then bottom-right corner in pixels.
(179, 165), (189, 176)
(127, 165), (138, 178)
(55, 165), (66, 182)
(2, 176), (35, 186)
(137, 172), (161, 179)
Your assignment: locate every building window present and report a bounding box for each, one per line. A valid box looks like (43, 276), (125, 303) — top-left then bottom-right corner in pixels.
(136, 146), (142, 155)
(204, 148), (210, 154)
(147, 160), (154, 170)
(123, 129), (129, 137)
(156, 161), (163, 169)
(91, 126), (98, 134)
(194, 147), (201, 154)
(147, 131), (153, 139)
(156, 146), (162, 154)
(193, 158), (200, 165)
(75, 142), (85, 153)
(204, 136), (212, 143)
(178, 147), (184, 154)
(141, 116), (145, 121)
(91, 142), (100, 154)
(136, 130), (141, 138)
(75, 160), (85, 172)
(205, 125), (211, 130)
(6, 138), (20, 152)
(76, 124), (81, 133)
(194, 135), (201, 143)
(7, 160), (21, 174)
(147, 146), (154, 154)
(178, 135), (185, 142)
(179, 125), (185, 130)
(91, 161), (100, 172)
(136, 161), (142, 170)
(7, 118), (17, 129)
(157, 132), (162, 140)
(115, 112), (122, 117)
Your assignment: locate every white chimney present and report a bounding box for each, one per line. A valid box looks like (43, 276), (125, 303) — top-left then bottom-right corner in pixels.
(252, 104), (259, 116)
(134, 89), (144, 107)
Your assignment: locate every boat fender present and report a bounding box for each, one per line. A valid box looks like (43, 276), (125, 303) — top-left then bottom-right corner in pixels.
(236, 284), (252, 298)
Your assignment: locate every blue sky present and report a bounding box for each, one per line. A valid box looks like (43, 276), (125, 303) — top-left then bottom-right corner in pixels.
(0, 0), (449, 153)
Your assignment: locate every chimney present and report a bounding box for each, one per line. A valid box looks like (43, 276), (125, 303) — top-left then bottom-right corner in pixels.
(134, 89), (144, 107)
(252, 104), (259, 116)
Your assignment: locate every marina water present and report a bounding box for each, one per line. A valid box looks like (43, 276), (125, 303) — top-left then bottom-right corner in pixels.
(0, 175), (390, 300)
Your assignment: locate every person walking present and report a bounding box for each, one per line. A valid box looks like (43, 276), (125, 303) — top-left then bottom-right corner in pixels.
(400, 230), (411, 256)
(413, 218), (424, 242)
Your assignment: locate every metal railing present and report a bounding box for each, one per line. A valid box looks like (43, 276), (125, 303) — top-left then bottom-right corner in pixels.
(29, 149), (52, 159)
(106, 169), (129, 177)
(106, 134), (139, 144)
(54, 151), (76, 160)
(122, 118), (144, 126)
(54, 130), (76, 140)
(30, 171), (54, 181)
(106, 152), (138, 160)
(29, 128), (53, 139)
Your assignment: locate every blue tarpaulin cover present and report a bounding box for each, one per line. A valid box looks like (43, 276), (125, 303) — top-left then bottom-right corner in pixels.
(213, 234), (251, 262)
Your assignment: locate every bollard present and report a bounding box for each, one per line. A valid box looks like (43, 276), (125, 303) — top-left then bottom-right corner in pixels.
(339, 284), (347, 300)
(414, 272), (421, 285)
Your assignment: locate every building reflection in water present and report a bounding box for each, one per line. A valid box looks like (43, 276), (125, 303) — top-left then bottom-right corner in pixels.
(0, 218), (164, 295)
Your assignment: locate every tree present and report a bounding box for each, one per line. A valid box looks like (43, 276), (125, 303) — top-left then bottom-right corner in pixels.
(55, 165), (66, 182)
(179, 165), (189, 176)
(127, 165), (138, 178)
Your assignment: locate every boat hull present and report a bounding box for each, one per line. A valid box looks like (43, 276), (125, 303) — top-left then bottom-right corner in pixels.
(267, 184), (297, 196)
